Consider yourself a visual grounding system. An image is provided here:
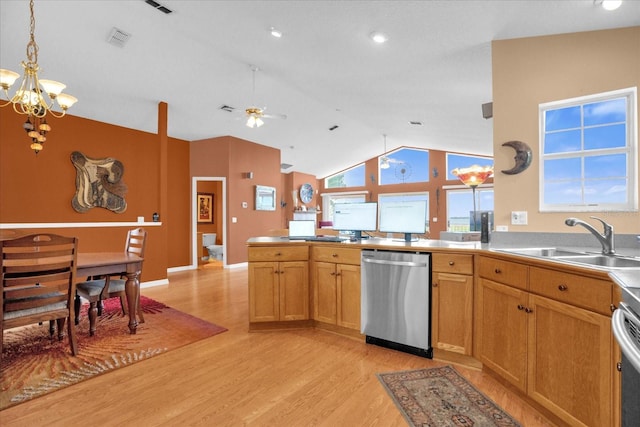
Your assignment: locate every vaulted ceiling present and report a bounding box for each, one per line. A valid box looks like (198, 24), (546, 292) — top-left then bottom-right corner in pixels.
(1, 1), (638, 177)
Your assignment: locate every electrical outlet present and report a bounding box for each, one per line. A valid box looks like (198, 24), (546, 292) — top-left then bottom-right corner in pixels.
(511, 211), (528, 225)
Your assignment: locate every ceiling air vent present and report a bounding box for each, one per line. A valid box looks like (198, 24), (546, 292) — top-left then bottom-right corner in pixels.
(107, 28), (132, 48)
(409, 121), (423, 126)
(280, 163), (293, 170)
(220, 105), (236, 113)
(329, 125), (339, 131)
(145, 0), (173, 14)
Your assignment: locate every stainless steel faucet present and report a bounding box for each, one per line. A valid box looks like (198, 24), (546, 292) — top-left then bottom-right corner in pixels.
(564, 216), (615, 255)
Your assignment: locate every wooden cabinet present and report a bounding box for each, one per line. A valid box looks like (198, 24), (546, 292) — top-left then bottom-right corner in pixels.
(431, 253), (474, 355)
(475, 255), (613, 427)
(311, 246), (361, 331)
(248, 246), (309, 322)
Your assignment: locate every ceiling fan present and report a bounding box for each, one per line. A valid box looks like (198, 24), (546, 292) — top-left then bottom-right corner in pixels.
(239, 65), (287, 128)
(379, 134), (404, 169)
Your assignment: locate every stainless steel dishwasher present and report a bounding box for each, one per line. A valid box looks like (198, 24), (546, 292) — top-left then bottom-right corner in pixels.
(361, 249), (432, 358)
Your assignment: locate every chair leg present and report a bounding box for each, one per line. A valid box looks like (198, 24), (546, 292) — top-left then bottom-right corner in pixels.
(88, 301), (98, 336)
(138, 298), (145, 323)
(119, 295), (128, 315)
(67, 315), (78, 356)
(74, 294), (81, 325)
(56, 318), (66, 341)
(49, 320), (56, 337)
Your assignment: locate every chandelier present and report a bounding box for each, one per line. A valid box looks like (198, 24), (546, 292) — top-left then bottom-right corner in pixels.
(451, 165), (494, 231)
(0, 0), (77, 154)
(245, 107), (264, 128)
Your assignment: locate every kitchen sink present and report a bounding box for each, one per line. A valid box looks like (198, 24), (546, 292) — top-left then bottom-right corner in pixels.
(553, 255), (640, 269)
(497, 247), (587, 257)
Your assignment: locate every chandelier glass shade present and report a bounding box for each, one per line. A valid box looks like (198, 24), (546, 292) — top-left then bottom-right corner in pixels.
(245, 107), (264, 128)
(0, 0), (77, 153)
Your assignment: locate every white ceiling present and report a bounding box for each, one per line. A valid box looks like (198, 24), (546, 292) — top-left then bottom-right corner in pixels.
(1, 1), (638, 178)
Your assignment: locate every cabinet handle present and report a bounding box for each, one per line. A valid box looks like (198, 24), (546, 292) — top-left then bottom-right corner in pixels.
(610, 303), (617, 313)
(448, 261), (455, 266)
(332, 253), (338, 257)
(433, 282), (438, 287)
(558, 284), (568, 291)
(275, 252), (282, 256)
(335, 272), (341, 277)
(494, 268), (502, 274)
(617, 362), (622, 372)
(517, 304), (525, 310)
(330, 272), (336, 276)
(524, 307), (533, 313)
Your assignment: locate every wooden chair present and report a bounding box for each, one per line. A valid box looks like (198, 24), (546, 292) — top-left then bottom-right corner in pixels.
(74, 228), (146, 335)
(1, 233), (79, 357)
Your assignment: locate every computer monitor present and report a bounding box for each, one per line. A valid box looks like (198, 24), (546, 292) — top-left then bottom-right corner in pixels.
(332, 202), (377, 239)
(379, 200), (427, 242)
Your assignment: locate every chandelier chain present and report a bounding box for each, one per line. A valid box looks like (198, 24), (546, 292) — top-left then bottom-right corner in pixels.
(26, 0), (38, 65)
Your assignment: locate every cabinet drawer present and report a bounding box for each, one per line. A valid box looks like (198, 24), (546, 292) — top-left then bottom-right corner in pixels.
(312, 246), (361, 265)
(248, 246), (309, 262)
(432, 253), (473, 275)
(529, 266), (612, 315)
(478, 256), (528, 290)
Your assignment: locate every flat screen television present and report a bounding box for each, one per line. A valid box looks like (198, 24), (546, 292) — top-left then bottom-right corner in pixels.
(332, 202), (377, 240)
(378, 200), (427, 242)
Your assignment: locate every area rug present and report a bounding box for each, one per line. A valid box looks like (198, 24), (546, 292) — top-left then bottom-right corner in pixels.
(377, 365), (522, 427)
(1, 296), (227, 410)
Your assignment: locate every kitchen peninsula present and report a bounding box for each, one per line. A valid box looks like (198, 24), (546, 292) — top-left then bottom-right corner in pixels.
(247, 234), (640, 427)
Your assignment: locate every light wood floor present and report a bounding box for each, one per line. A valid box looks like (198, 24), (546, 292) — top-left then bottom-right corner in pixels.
(1, 266), (558, 426)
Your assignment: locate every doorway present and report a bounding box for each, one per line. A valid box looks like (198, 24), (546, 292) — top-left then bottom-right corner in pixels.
(192, 176), (227, 269)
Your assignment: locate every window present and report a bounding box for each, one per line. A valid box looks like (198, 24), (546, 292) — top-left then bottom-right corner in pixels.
(539, 87), (637, 212)
(446, 188), (494, 232)
(321, 192), (368, 222)
(324, 163), (365, 188)
(379, 147), (429, 185)
(446, 153), (493, 180)
(378, 192), (429, 232)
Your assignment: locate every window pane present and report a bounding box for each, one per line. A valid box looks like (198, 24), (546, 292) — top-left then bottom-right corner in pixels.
(584, 124), (626, 150)
(544, 129), (581, 154)
(380, 148), (429, 185)
(584, 179), (628, 204)
(446, 189), (493, 232)
(544, 181), (583, 205)
(325, 164), (365, 188)
(446, 153), (494, 180)
(584, 154), (626, 179)
(545, 106), (581, 131)
(543, 158), (581, 181)
(584, 98), (626, 126)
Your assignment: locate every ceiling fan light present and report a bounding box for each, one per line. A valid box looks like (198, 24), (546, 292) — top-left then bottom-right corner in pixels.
(246, 115), (256, 128)
(597, 0), (622, 10)
(255, 117), (264, 127)
(270, 27), (282, 38)
(370, 31), (388, 44)
(380, 158), (390, 169)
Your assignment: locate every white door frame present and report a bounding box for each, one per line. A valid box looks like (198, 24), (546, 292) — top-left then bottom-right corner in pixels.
(192, 176), (227, 268)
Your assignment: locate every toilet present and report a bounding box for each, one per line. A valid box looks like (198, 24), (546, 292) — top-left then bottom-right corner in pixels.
(202, 233), (223, 260)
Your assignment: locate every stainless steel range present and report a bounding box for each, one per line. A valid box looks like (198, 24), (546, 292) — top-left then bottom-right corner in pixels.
(612, 283), (640, 427)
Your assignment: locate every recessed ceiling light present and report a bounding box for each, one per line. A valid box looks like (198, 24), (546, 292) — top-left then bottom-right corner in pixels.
(594, 0), (622, 10)
(369, 31), (388, 44)
(270, 27), (283, 38)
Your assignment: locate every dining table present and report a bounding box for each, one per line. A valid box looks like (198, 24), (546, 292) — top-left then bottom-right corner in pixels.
(77, 252), (144, 334)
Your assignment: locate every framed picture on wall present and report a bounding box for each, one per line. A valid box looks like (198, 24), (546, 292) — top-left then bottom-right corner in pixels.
(197, 193), (214, 223)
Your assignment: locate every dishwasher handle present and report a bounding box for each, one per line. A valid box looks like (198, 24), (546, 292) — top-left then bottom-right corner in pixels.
(612, 303), (640, 374)
(361, 257), (428, 268)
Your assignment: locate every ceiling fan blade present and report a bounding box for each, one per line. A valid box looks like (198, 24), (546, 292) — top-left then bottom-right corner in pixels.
(262, 113), (287, 120)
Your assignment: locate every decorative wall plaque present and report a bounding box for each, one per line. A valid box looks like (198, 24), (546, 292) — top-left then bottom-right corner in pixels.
(70, 151), (128, 213)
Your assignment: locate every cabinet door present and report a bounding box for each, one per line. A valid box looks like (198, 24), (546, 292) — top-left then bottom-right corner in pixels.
(432, 272), (473, 355)
(337, 264), (361, 330)
(279, 261), (309, 321)
(476, 278), (528, 391)
(248, 262), (279, 322)
(527, 294), (612, 427)
(313, 261), (337, 324)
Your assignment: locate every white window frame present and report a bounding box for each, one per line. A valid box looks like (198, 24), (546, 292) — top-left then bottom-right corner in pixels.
(538, 87), (638, 212)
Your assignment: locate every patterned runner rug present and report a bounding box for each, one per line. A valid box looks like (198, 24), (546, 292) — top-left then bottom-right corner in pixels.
(1, 296), (227, 410)
(377, 365), (522, 427)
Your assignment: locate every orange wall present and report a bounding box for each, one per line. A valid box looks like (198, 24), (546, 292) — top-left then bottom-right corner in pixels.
(0, 106), (191, 281)
(190, 136), (282, 264)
